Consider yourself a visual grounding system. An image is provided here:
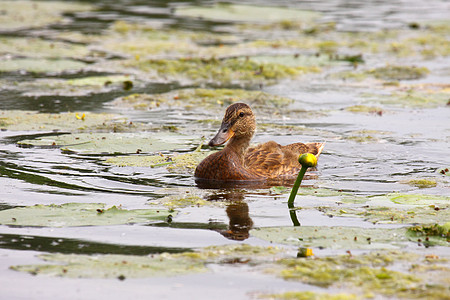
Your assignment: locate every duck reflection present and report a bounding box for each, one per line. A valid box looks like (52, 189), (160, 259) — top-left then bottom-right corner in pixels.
(206, 191), (253, 241)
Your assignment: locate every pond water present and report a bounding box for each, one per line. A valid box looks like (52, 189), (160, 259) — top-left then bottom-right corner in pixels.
(0, 1), (449, 299)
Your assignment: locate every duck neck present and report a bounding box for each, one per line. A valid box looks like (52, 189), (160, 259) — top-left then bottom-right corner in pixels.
(225, 135), (251, 164)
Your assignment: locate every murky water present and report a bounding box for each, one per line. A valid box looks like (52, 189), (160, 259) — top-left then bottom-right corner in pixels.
(1, 1), (449, 299)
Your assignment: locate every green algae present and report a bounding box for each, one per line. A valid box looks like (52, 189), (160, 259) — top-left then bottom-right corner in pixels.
(0, 110), (120, 132)
(18, 132), (192, 155)
(251, 226), (409, 250)
(123, 57), (317, 85)
(174, 3), (320, 23)
(320, 205), (449, 225)
(371, 90), (450, 108)
(0, 37), (90, 59)
(344, 105), (384, 114)
(8, 75), (136, 97)
(344, 130), (391, 143)
(260, 291), (357, 300)
(150, 194), (211, 209)
(333, 65), (430, 84)
(0, 58), (86, 74)
(10, 244), (283, 278)
(105, 151), (211, 174)
(403, 178), (438, 188)
(341, 25), (450, 58)
(387, 193), (450, 205)
(11, 252), (206, 278)
(0, 1), (92, 31)
(367, 65), (430, 81)
(272, 251), (449, 299)
(0, 203), (172, 227)
(407, 222), (450, 246)
(112, 88), (294, 111)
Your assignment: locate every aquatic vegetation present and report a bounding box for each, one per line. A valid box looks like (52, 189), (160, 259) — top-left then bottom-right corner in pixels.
(272, 251), (449, 299)
(0, 203), (172, 227)
(11, 252), (207, 278)
(123, 57), (318, 85)
(344, 130), (391, 143)
(0, 37), (90, 59)
(11, 244), (283, 278)
(402, 178), (437, 188)
(150, 194), (210, 209)
(408, 222), (450, 241)
(105, 151), (211, 174)
(320, 204), (449, 225)
(251, 226), (409, 249)
(367, 65), (430, 81)
(0, 58), (86, 74)
(344, 105), (384, 115)
(0, 1), (93, 31)
(112, 88), (294, 111)
(260, 291), (357, 300)
(372, 90), (450, 108)
(18, 132), (193, 155)
(5, 75), (137, 97)
(387, 193), (450, 205)
(0, 110), (119, 132)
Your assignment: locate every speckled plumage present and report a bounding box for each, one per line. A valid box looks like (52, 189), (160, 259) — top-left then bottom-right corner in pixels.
(195, 103), (324, 181)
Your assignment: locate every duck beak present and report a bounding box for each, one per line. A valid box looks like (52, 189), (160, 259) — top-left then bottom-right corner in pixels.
(208, 123), (235, 146)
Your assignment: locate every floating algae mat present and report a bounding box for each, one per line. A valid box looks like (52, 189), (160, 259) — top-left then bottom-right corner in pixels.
(10, 245), (449, 300)
(0, 203), (173, 227)
(0, 110), (119, 132)
(0, 58), (87, 74)
(317, 205), (450, 225)
(17, 132), (193, 155)
(105, 151), (211, 174)
(11, 244), (283, 279)
(0, 37), (91, 59)
(407, 222), (450, 247)
(251, 226), (410, 250)
(11, 252), (207, 279)
(122, 57), (318, 85)
(111, 88), (294, 111)
(270, 251), (450, 299)
(6, 75), (138, 97)
(0, 1), (93, 31)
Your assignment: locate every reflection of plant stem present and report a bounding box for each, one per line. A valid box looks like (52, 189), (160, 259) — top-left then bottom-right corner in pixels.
(289, 209), (300, 226)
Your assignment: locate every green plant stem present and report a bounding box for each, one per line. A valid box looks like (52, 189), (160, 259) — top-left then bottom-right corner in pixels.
(288, 166), (307, 208)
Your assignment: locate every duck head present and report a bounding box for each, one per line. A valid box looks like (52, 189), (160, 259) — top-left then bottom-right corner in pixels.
(209, 103), (256, 147)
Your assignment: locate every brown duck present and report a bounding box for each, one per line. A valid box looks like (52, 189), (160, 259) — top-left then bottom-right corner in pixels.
(195, 103), (324, 181)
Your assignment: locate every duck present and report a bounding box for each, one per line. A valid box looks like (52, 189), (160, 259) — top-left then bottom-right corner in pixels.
(194, 103), (324, 181)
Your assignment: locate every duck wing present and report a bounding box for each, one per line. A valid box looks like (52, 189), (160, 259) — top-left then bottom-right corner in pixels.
(284, 142), (325, 157)
(245, 141), (301, 178)
(245, 141), (325, 179)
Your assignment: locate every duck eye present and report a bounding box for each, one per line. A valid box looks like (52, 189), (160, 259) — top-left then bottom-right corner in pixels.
(239, 112), (244, 117)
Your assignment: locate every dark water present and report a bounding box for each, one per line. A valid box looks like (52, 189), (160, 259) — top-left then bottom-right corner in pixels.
(0, 1), (449, 299)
